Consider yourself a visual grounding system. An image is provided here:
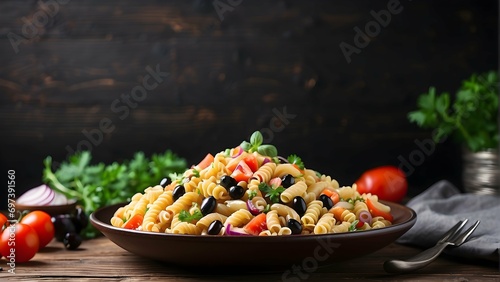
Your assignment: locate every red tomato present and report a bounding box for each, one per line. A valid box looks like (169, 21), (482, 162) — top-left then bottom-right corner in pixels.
(20, 211), (54, 248)
(0, 213), (8, 229)
(243, 154), (259, 172)
(0, 223), (39, 263)
(123, 214), (144, 230)
(366, 198), (393, 221)
(355, 166), (407, 203)
(243, 213), (267, 235)
(230, 161), (253, 182)
(196, 153), (214, 170)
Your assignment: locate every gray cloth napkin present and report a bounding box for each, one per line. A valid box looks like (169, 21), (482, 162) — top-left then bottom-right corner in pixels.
(397, 180), (500, 262)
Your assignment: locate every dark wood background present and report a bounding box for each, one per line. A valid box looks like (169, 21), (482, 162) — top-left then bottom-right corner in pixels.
(0, 0), (497, 209)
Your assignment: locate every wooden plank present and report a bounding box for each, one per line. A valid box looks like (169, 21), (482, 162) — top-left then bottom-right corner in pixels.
(1, 236), (498, 281)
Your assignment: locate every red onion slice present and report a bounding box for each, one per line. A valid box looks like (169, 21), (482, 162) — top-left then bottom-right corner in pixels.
(225, 224), (250, 236)
(358, 210), (372, 225)
(17, 184), (55, 206)
(246, 199), (261, 215)
(231, 146), (244, 158)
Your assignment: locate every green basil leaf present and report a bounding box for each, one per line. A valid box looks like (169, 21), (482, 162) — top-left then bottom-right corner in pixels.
(250, 131), (263, 147)
(240, 141), (251, 152)
(257, 144), (278, 157)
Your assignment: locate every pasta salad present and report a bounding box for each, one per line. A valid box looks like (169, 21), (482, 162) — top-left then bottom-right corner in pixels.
(110, 131), (394, 236)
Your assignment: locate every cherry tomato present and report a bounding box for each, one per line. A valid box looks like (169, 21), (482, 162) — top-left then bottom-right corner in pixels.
(355, 166), (408, 203)
(20, 211), (55, 248)
(230, 161), (253, 182)
(0, 223), (40, 263)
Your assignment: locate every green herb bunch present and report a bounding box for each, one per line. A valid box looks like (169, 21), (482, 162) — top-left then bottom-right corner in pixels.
(43, 150), (187, 238)
(408, 71), (499, 152)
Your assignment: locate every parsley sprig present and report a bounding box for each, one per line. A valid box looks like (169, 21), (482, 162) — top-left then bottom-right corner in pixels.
(240, 131), (278, 157)
(43, 150), (187, 238)
(408, 71), (498, 152)
(258, 182), (285, 203)
(287, 154), (304, 170)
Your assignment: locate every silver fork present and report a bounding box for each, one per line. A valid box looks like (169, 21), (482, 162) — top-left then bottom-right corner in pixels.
(384, 219), (480, 273)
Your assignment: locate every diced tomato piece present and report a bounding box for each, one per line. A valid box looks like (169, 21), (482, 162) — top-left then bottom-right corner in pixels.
(243, 213), (267, 235)
(356, 220), (364, 228)
(226, 152), (248, 172)
(230, 160), (253, 182)
(196, 153), (214, 170)
(243, 154), (259, 172)
(123, 214), (144, 230)
(366, 198), (393, 221)
(330, 206), (346, 222)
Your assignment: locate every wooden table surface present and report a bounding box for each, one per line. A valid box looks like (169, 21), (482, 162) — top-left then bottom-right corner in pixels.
(1, 236), (498, 281)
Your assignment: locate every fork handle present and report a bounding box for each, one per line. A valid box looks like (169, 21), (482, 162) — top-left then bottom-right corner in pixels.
(384, 243), (450, 273)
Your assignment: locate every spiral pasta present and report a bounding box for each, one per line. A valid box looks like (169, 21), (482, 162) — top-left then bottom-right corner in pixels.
(280, 181), (307, 203)
(301, 200), (324, 231)
(266, 210), (281, 233)
(314, 213), (336, 234)
(198, 177), (230, 200)
(225, 209), (253, 227)
(142, 190), (174, 231)
(166, 192), (202, 216)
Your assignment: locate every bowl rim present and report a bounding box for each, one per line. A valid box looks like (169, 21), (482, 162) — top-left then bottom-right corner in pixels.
(90, 201), (417, 241)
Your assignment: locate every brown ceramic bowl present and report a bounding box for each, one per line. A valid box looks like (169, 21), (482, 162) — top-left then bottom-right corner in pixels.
(90, 201), (416, 268)
(15, 201), (77, 216)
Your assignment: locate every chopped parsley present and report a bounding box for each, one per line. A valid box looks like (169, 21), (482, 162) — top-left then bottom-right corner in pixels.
(247, 189), (258, 200)
(263, 204), (271, 213)
(349, 220), (359, 232)
(347, 197), (365, 205)
(178, 209), (203, 222)
(258, 182), (285, 203)
(287, 154), (304, 170)
(169, 172), (184, 184)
